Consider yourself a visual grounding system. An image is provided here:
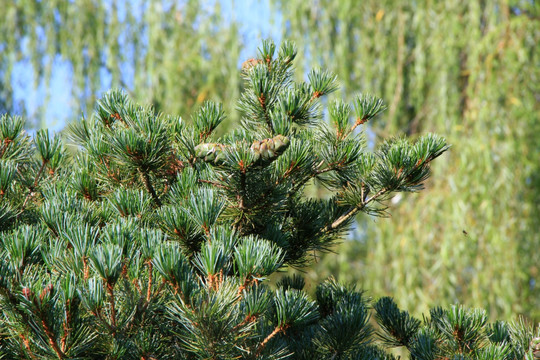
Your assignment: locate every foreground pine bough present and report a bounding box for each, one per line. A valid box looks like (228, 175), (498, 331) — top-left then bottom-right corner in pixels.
(0, 40), (538, 359)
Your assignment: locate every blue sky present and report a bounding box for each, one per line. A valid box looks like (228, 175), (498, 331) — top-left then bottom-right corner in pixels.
(11, 0), (282, 132)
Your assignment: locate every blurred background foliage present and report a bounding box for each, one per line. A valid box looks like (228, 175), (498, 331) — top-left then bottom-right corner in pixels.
(0, 0), (241, 129)
(276, 0), (540, 321)
(1, 0), (538, 321)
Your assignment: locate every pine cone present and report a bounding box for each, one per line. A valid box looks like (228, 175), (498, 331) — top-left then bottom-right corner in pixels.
(195, 135), (289, 167)
(531, 337), (540, 359)
(250, 135), (289, 166)
(194, 143), (226, 165)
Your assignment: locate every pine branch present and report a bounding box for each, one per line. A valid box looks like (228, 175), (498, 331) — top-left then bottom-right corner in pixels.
(350, 117), (368, 132)
(140, 168), (162, 206)
(41, 317), (66, 359)
(198, 178), (230, 190)
(232, 314), (258, 332)
(323, 187), (387, 233)
(106, 283), (117, 334)
(19, 334), (37, 360)
(146, 260), (153, 302)
(0, 138), (11, 158)
(83, 257), (89, 281)
(258, 94), (274, 134)
(255, 325), (287, 356)
(239, 170), (247, 210)
(286, 159), (325, 197)
(60, 300), (72, 353)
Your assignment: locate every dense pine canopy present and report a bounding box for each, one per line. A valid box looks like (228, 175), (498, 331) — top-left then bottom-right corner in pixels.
(1, 40), (539, 360)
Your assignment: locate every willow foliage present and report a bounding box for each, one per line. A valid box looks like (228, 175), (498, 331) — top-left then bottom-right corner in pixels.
(0, 0), (241, 129)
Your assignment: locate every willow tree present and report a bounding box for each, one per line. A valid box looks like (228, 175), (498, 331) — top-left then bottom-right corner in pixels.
(275, 0), (540, 320)
(0, 0), (241, 129)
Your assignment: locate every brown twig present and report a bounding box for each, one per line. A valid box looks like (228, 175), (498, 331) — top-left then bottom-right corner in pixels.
(60, 300), (72, 353)
(106, 283), (117, 333)
(82, 257), (89, 281)
(350, 117), (368, 132)
(41, 318), (65, 359)
(286, 160), (325, 197)
(20, 334), (37, 360)
(232, 315), (258, 332)
(236, 276), (252, 298)
(258, 94), (274, 133)
(146, 260), (153, 302)
(323, 187), (387, 233)
(0, 138), (12, 158)
(255, 325), (287, 356)
(198, 179), (230, 190)
(239, 170), (246, 210)
(309, 91), (322, 102)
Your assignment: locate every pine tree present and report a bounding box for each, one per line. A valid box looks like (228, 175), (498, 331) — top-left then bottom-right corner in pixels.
(1, 40), (537, 360)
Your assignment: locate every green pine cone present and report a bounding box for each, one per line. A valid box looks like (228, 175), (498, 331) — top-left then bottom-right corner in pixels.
(194, 143), (226, 165)
(251, 135), (289, 166)
(195, 135), (289, 167)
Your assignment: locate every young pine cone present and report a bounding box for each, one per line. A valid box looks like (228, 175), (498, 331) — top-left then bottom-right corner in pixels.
(194, 143), (227, 165)
(250, 135), (290, 166)
(195, 135), (290, 168)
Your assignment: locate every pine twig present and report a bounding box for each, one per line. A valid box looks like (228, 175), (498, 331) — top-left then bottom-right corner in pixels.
(41, 318), (65, 359)
(82, 257), (89, 281)
(323, 187), (387, 233)
(60, 300), (72, 353)
(232, 315), (257, 332)
(286, 160), (325, 197)
(233, 169), (248, 233)
(255, 325), (287, 356)
(236, 276), (252, 298)
(19, 334), (37, 360)
(146, 260), (153, 302)
(239, 170), (247, 210)
(350, 116), (368, 132)
(258, 94), (274, 134)
(140, 168), (162, 206)
(198, 178), (230, 190)
(0, 139), (11, 159)
(106, 283), (117, 334)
